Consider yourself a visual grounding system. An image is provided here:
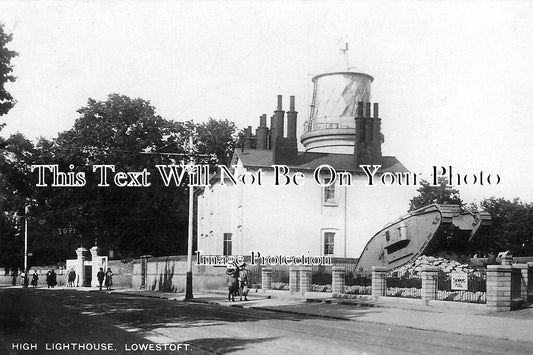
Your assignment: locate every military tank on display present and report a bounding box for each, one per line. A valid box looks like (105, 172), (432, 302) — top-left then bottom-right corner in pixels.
(355, 204), (491, 274)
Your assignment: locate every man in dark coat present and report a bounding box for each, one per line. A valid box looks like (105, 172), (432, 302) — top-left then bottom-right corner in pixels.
(97, 268), (105, 290)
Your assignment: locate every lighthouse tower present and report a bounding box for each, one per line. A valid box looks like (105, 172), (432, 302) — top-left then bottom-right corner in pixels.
(301, 66), (375, 154)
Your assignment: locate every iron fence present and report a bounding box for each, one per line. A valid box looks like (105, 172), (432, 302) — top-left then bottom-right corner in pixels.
(247, 265), (261, 287)
(271, 268), (289, 284)
(435, 271), (486, 304)
(345, 272), (372, 295)
(311, 265), (332, 285)
(345, 272), (372, 286)
(386, 272), (422, 299)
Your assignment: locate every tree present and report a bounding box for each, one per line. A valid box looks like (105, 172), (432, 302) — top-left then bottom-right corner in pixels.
(0, 93), (241, 265)
(409, 177), (463, 211)
(195, 117), (238, 167)
(26, 94), (240, 262)
(0, 24), (17, 120)
(0, 133), (36, 269)
(41, 94), (192, 259)
(473, 197), (533, 256)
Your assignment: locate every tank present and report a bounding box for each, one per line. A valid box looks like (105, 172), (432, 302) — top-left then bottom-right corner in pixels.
(355, 204), (492, 274)
(301, 68), (373, 154)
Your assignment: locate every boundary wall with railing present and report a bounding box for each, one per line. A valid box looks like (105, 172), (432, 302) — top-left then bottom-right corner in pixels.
(370, 259), (533, 311)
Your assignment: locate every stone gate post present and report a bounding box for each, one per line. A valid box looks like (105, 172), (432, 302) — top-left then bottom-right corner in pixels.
(421, 267), (440, 303)
(486, 265), (512, 312)
(332, 266), (346, 294)
(372, 266), (387, 299)
(299, 266), (312, 294)
(75, 247), (87, 287)
(261, 267), (272, 291)
(289, 267), (299, 293)
(90, 245), (101, 287)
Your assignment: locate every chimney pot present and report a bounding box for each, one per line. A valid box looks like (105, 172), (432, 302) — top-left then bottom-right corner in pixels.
(357, 102), (364, 117)
(373, 103), (379, 118)
(365, 102), (371, 117)
(277, 95), (283, 111)
(289, 96), (295, 111)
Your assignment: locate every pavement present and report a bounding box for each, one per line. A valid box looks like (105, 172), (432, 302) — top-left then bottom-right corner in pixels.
(6, 285), (533, 344)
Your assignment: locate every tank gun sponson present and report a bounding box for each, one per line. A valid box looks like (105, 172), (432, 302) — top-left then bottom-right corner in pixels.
(354, 204), (491, 274)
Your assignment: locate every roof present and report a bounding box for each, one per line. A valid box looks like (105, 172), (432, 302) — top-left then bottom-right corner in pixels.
(233, 149), (409, 174)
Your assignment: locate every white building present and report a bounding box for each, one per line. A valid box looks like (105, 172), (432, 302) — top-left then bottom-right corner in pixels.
(197, 68), (414, 259)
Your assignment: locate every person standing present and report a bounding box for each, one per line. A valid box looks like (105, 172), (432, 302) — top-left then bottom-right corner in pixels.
(46, 269), (56, 288)
(237, 262), (249, 301)
(105, 268), (113, 290)
(20, 270), (28, 288)
(49, 269), (57, 288)
(11, 268), (17, 286)
(67, 268), (76, 287)
(97, 268), (105, 290)
(31, 270), (38, 287)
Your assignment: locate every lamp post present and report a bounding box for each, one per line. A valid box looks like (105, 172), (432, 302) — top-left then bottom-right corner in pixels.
(24, 205), (29, 273)
(185, 137), (194, 300)
(147, 136), (210, 300)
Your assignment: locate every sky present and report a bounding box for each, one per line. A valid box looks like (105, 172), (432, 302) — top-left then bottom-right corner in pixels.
(1, 0), (532, 203)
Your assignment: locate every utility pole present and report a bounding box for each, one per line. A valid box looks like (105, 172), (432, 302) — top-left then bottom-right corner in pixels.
(23, 205), (29, 287)
(24, 205), (29, 272)
(143, 136), (210, 300)
(185, 136), (194, 300)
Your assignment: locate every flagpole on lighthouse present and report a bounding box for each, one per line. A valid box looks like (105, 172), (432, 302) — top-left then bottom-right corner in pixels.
(341, 42), (349, 70)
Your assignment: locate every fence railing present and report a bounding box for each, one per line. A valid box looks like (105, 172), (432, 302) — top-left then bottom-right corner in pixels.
(311, 265), (332, 285)
(435, 271), (486, 304)
(385, 272), (422, 299)
(271, 268), (289, 286)
(345, 272), (372, 295)
(247, 265), (261, 287)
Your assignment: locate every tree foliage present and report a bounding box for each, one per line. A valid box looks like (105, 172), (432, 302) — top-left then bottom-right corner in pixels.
(0, 24), (17, 119)
(0, 133), (37, 268)
(473, 197), (533, 256)
(0, 94), (239, 268)
(409, 177), (463, 211)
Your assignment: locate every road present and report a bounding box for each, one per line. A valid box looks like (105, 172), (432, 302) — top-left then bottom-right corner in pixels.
(0, 287), (532, 355)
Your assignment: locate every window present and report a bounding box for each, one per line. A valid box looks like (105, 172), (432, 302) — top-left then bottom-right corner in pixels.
(324, 232), (335, 256)
(323, 183), (335, 203)
(223, 233), (232, 256)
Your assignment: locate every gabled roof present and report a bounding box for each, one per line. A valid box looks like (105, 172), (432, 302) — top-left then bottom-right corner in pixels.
(233, 149), (408, 174)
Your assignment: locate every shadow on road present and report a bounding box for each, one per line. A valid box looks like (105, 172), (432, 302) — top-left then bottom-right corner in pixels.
(47, 287), (374, 329)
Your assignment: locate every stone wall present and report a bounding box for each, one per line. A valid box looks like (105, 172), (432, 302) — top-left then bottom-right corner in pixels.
(108, 260), (135, 288)
(0, 275), (14, 285)
(132, 256), (228, 292)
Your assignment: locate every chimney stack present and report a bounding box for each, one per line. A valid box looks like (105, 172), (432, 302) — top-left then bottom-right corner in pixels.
(354, 101), (383, 166)
(256, 114), (268, 149)
(286, 95), (297, 140)
(270, 95), (299, 164)
(243, 126), (255, 149)
(268, 115), (275, 149)
(271, 95), (285, 152)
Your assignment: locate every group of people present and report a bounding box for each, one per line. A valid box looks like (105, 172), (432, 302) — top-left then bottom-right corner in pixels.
(13, 266), (113, 290)
(96, 267), (113, 291)
(226, 261), (249, 302)
(17, 269), (58, 288)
